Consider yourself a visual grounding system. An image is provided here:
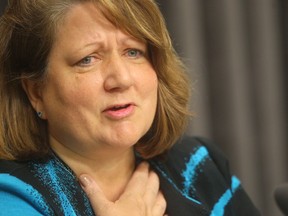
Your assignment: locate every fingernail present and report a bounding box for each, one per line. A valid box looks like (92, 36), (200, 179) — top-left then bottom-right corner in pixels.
(79, 175), (92, 187)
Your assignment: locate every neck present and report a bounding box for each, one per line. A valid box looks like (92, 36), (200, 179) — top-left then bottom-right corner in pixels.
(50, 136), (136, 201)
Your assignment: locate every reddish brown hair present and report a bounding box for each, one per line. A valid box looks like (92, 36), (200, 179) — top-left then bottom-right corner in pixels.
(0, 0), (190, 160)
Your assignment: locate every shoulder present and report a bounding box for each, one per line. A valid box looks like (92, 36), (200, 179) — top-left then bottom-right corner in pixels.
(164, 135), (231, 181)
(1, 156), (94, 216)
(0, 160), (53, 215)
(150, 135), (261, 215)
(171, 136), (230, 173)
(150, 135), (233, 192)
(0, 159), (38, 185)
(170, 135), (227, 160)
(0, 159), (28, 173)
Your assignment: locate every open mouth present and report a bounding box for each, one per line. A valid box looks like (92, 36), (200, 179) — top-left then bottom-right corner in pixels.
(103, 103), (135, 119)
(109, 104), (130, 111)
(104, 103), (133, 112)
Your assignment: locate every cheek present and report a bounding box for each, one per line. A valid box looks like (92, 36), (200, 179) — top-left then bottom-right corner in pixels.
(146, 74), (158, 101)
(148, 77), (158, 101)
(136, 67), (158, 93)
(43, 74), (101, 111)
(72, 76), (106, 112)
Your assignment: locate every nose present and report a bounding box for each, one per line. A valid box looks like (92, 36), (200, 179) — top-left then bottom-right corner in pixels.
(103, 54), (134, 92)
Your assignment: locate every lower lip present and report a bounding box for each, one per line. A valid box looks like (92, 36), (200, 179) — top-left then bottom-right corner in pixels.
(104, 105), (135, 120)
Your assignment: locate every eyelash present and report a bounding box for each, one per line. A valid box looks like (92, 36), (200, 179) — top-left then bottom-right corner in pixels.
(125, 49), (145, 58)
(76, 48), (146, 67)
(76, 56), (97, 67)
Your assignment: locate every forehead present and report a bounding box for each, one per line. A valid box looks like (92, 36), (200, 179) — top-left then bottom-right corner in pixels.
(58, 2), (140, 39)
(48, 1), (147, 62)
(54, 2), (141, 45)
(58, 2), (112, 35)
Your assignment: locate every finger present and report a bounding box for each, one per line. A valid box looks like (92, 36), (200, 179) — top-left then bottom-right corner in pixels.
(121, 162), (149, 197)
(152, 191), (167, 216)
(79, 174), (111, 214)
(143, 171), (160, 206)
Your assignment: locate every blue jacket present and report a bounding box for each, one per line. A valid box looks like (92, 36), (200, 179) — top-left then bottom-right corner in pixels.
(0, 136), (261, 215)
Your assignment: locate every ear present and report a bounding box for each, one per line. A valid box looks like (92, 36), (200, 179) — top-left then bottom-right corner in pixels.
(22, 79), (46, 119)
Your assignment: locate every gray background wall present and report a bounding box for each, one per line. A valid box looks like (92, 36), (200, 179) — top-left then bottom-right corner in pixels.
(157, 0), (288, 216)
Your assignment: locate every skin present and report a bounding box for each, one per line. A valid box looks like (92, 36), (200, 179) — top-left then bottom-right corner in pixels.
(79, 163), (167, 216)
(23, 2), (166, 215)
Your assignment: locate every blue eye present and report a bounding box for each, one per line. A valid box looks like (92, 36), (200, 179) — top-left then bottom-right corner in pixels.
(80, 56), (92, 64)
(76, 56), (96, 67)
(127, 49), (143, 58)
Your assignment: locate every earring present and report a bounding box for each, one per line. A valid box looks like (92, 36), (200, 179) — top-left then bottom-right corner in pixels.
(37, 111), (43, 118)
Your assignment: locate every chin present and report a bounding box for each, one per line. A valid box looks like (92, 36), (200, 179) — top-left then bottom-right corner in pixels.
(103, 133), (142, 149)
(110, 138), (138, 148)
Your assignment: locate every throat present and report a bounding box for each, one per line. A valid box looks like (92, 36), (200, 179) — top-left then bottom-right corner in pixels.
(98, 174), (132, 201)
(49, 136), (136, 201)
(91, 158), (135, 201)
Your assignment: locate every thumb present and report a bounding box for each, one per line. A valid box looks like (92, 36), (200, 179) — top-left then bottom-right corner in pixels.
(79, 174), (110, 214)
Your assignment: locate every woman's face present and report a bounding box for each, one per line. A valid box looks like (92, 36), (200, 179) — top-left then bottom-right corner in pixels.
(39, 2), (158, 155)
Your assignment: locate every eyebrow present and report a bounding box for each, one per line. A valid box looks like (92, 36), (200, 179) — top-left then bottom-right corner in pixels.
(117, 36), (147, 49)
(113, 29), (146, 46)
(72, 32), (146, 55)
(73, 40), (103, 54)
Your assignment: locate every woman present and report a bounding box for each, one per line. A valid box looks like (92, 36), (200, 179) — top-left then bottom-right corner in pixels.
(0, 0), (260, 215)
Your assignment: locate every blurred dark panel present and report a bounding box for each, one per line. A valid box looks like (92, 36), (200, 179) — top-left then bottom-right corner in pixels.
(280, 0), (288, 138)
(0, 0), (7, 16)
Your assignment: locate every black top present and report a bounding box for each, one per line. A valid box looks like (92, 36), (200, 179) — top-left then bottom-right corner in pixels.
(0, 136), (261, 215)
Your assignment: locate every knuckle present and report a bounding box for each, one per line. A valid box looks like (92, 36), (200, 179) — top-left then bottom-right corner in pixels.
(133, 195), (147, 213)
(85, 187), (97, 197)
(153, 193), (167, 215)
